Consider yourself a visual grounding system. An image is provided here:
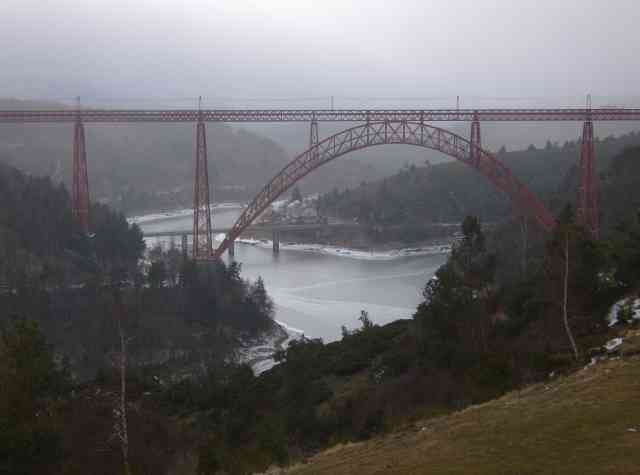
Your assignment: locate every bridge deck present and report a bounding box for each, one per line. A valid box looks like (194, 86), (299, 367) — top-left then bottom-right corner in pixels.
(142, 222), (364, 238)
(1, 108), (640, 123)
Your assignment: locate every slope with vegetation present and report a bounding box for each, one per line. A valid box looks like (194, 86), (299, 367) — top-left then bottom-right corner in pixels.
(0, 147), (284, 473)
(283, 352), (640, 475)
(319, 131), (640, 244)
(0, 158), (279, 378)
(4, 145), (640, 474)
(163, 146), (640, 474)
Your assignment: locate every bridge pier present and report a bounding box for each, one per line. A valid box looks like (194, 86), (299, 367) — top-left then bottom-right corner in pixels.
(577, 114), (599, 238)
(228, 238), (235, 258)
(181, 234), (188, 259)
(192, 99), (213, 260)
(272, 230), (280, 255)
(470, 111), (481, 166)
(72, 114), (90, 235)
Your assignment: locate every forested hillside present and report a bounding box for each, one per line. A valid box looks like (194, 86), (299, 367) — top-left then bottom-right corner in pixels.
(0, 161), (279, 475)
(319, 130), (640, 241)
(0, 159), (144, 288)
(0, 160), (277, 380)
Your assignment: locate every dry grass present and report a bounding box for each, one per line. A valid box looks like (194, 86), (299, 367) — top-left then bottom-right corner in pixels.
(280, 355), (640, 475)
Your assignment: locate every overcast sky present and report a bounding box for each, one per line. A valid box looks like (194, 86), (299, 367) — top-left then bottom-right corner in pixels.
(1, 0), (639, 108)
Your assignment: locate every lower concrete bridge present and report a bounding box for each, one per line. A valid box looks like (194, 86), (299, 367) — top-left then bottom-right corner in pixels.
(143, 221), (462, 257)
(142, 222), (363, 256)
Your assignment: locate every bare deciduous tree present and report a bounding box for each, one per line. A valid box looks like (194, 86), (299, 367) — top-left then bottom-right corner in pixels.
(563, 229), (579, 361)
(111, 296), (132, 475)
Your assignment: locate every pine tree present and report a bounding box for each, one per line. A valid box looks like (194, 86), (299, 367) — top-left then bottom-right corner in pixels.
(250, 277), (274, 319)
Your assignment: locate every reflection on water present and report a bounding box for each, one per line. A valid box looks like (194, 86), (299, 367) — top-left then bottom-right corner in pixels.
(138, 207), (446, 342)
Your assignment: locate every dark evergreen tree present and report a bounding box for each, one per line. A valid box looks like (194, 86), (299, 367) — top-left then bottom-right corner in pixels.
(148, 261), (167, 288)
(249, 277), (274, 319)
(290, 186), (302, 203)
(0, 318), (70, 474)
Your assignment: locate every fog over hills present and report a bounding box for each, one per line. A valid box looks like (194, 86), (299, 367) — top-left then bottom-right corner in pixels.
(3, 98), (639, 215)
(0, 99), (383, 212)
(2, 0), (639, 213)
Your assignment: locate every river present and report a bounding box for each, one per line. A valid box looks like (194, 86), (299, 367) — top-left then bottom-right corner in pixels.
(134, 205), (448, 342)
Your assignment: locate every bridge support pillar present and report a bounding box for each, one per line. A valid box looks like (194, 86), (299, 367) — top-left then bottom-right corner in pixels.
(310, 114), (319, 160)
(192, 108), (213, 260)
(470, 111), (481, 166)
(181, 234), (188, 259)
(577, 117), (599, 238)
(72, 116), (90, 235)
(272, 230), (280, 255)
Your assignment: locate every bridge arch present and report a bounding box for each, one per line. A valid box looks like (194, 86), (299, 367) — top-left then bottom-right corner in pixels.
(214, 121), (556, 257)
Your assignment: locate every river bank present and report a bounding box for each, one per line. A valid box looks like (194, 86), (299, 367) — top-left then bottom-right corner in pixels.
(136, 205), (448, 343)
(128, 202), (458, 258)
(234, 236), (452, 261)
(233, 320), (305, 375)
(241, 220), (459, 254)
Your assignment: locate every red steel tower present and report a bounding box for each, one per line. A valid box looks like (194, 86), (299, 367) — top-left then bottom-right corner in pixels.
(577, 116), (599, 238)
(72, 116), (90, 235)
(192, 110), (213, 259)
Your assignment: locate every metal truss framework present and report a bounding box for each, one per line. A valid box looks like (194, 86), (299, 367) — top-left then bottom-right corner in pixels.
(3, 107), (637, 247)
(310, 115), (319, 154)
(577, 118), (598, 238)
(72, 117), (90, 234)
(470, 112), (481, 165)
(2, 108), (640, 123)
(214, 121), (557, 258)
(192, 118), (213, 259)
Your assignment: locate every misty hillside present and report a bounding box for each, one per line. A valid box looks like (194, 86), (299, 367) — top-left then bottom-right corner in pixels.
(320, 129), (640, 233)
(0, 99), (382, 214)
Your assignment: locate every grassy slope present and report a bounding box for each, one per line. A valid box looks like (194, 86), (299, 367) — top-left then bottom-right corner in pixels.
(283, 355), (640, 475)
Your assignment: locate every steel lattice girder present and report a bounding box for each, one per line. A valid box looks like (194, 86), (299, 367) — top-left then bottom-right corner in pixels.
(214, 121), (556, 258)
(193, 120), (213, 259)
(1, 108), (640, 123)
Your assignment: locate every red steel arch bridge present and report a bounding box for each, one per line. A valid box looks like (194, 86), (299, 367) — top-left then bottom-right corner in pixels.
(2, 107), (640, 259)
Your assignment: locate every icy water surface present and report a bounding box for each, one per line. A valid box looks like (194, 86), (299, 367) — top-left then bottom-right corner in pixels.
(136, 206), (447, 342)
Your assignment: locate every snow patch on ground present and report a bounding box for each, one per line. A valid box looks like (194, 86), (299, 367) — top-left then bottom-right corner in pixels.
(607, 297), (640, 326)
(233, 321), (304, 375)
(234, 238), (452, 261)
(128, 208), (193, 225)
(142, 231), (229, 251)
(605, 337), (623, 352)
(275, 319), (306, 338)
(585, 357), (599, 369)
